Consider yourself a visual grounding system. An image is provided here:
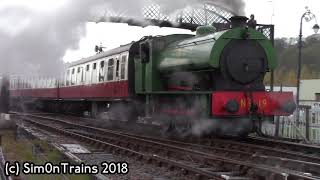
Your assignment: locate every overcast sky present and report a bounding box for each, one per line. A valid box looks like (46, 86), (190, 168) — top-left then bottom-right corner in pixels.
(1, 0), (320, 66)
(63, 0), (320, 62)
(246, 0), (319, 37)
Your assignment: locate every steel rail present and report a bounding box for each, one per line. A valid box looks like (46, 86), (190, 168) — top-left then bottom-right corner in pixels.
(16, 114), (320, 180)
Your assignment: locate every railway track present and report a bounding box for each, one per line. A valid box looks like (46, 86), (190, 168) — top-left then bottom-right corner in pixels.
(18, 116), (249, 180)
(191, 137), (320, 164)
(70, 129), (320, 177)
(18, 113), (320, 162)
(245, 135), (320, 155)
(13, 113), (320, 179)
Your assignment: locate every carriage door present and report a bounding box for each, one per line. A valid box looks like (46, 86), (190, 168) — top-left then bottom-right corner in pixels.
(115, 53), (127, 82)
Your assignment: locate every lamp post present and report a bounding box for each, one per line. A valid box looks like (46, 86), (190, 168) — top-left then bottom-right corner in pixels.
(296, 7), (319, 122)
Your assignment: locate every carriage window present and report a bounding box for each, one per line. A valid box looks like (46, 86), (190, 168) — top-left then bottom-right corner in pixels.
(71, 68), (75, 85)
(93, 63), (97, 70)
(66, 70), (70, 86)
(116, 60), (120, 77)
(120, 55), (127, 80)
(99, 61), (105, 82)
(86, 64), (90, 71)
(107, 58), (114, 81)
(100, 61), (105, 68)
(81, 68), (84, 82)
(78, 67), (81, 73)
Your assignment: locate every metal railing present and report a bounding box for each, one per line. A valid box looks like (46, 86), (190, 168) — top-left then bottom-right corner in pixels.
(263, 105), (320, 144)
(92, 2), (235, 31)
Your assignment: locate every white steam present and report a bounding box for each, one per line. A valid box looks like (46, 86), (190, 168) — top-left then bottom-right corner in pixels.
(0, 0), (104, 76)
(0, 0), (244, 77)
(210, 0), (245, 15)
(192, 119), (216, 136)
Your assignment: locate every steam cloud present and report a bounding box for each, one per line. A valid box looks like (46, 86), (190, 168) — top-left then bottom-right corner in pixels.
(0, 0), (245, 77)
(0, 0), (105, 77)
(210, 0), (245, 15)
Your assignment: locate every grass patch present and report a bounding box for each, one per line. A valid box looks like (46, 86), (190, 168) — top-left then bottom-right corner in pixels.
(1, 130), (91, 180)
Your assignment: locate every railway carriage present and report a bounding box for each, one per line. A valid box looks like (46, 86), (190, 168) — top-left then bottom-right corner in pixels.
(9, 16), (296, 136)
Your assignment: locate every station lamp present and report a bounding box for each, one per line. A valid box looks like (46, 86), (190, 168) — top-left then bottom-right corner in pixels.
(296, 7), (318, 131)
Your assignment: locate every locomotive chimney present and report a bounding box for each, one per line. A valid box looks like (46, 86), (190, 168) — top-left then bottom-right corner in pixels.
(229, 16), (248, 28)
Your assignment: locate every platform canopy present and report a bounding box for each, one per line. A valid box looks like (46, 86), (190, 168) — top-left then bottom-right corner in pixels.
(91, 1), (237, 31)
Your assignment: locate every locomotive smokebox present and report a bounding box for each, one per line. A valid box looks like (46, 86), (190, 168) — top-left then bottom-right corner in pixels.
(230, 16), (248, 28)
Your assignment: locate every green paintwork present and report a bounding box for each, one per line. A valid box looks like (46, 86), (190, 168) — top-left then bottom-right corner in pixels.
(134, 34), (194, 93)
(158, 27), (276, 72)
(145, 48), (164, 92)
(133, 26), (276, 122)
(158, 32), (222, 72)
(135, 27), (276, 94)
(196, 25), (216, 36)
(134, 57), (145, 93)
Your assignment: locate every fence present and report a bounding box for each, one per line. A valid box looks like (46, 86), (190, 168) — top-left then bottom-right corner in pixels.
(262, 105), (320, 144)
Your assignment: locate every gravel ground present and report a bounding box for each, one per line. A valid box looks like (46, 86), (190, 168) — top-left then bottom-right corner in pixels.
(16, 119), (186, 180)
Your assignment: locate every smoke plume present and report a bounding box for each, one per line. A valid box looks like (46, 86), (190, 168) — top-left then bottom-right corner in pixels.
(0, 0), (245, 77)
(209, 0), (245, 15)
(0, 0), (104, 76)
